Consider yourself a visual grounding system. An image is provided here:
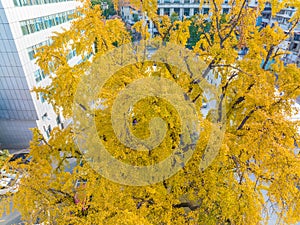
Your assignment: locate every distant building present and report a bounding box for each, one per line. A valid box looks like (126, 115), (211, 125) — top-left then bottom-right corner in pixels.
(119, 0), (138, 24)
(275, 7), (297, 32)
(157, 0), (201, 19)
(261, 2), (272, 27)
(0, 0), (80, 149)
(157, 0), (258, 19)
(287, 27), (300, 67)
(274, 7), (300, 66)
(119, 0), (258, 38)
(259, 4), (300, 67)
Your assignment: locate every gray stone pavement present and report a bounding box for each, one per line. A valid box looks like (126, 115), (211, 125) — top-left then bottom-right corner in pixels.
(0, 201), (23, 225)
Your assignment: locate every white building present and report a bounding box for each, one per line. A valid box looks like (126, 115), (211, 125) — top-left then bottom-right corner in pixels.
(0, 0), (80, 149)
(119, 0), (138, 25)
(157, 0), (202, 19)
(287, 26), (300, 67)
(157, 0), (258, 19)
(274, 7), (300, 67)
(259, 4), (300, 67)
(120, 0), (258, 38)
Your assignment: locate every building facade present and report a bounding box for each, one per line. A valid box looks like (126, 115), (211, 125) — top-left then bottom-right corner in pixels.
(259, 4), (300, 67)
(274, 7), (300, 67)
(287, 27), (300, 67)
(0, 0), (79, 149)
(156, 1), (300, 67)
(157, 0), (258, 19)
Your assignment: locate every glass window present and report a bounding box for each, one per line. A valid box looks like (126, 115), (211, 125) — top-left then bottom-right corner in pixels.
(55, 15), (61, 24)
(62, 13), (67, 23)
(14, 0), (74, 7)
(28, 49), (35, 60)
(164, 8), (170, 15)
(13, 0), (20, 6)
(20, 10), (75, 35)
(43, 125), (50, 138)
(39, 93), (45, 103)
(67, 12), (74, 21)
(56, 115), (61, 124)
(29, 23), (36, 33)
(184, 8), (190, 16)
(294, 34), (300, 41)
(223, 8), (229, 14)
(34, 70), (42, 83)
(21, 24), (29, 35)
(34, 69), (47, 83)
(174, 8), (180, 15)
(41, 70), (46, 79)
(27, 39), (51, 60)
(44, 17), (50, 28)
(22, 0), (30, 6)
(203, 8), (209, 14)
(42, 113), (48, 121)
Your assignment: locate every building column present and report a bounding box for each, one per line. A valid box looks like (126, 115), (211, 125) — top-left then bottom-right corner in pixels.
(160, 8), (164, 16)
(179, 8), (184, 19)
(190, 8), (194, 16)
(170, 8), (174, 15)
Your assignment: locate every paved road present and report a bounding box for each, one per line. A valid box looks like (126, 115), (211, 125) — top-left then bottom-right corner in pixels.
(0, 211), (22, 225)
(0, 201), (23, 225)
(0, 150), (27, 225)
(1, 150), (32, 224)
(0, 152), (76, 225)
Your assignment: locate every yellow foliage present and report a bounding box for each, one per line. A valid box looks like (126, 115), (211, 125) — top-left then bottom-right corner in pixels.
(2, 0), (300, 225)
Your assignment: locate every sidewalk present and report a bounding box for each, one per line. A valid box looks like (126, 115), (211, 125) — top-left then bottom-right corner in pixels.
(0, 200), (23, 225)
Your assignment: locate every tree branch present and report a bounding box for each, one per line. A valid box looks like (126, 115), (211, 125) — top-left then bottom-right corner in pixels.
(211, 64), (253, 77)
(237, 106), (264, 130)
(212, 0), (223, 47)
(173, 202), (200, 211)
(221, 0), (247, 45)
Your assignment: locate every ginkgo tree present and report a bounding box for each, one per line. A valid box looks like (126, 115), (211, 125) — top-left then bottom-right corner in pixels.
(2, 0), (300, 224)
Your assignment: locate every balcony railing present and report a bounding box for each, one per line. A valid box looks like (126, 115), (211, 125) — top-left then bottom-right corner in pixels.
(159, 0), (200, 3)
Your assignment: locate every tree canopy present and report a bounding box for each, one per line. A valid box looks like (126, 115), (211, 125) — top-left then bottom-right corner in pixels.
(2, 0), (300, 224)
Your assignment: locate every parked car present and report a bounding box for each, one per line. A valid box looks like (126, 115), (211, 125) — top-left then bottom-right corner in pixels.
(0, 152), (29, 195)
(0, 169), (22, 195)
(0, 175), (12, 189)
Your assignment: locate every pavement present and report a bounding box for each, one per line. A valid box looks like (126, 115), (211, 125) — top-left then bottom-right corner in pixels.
(0, 150), (76, 225)
(0, 150), (27, 225)
(0, 211), (22, 225)
(0, 201), (23, 225)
